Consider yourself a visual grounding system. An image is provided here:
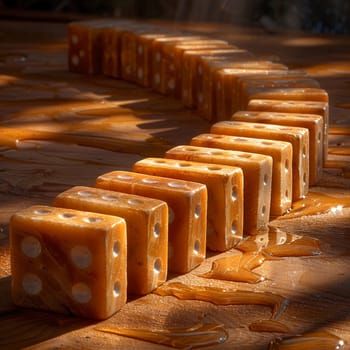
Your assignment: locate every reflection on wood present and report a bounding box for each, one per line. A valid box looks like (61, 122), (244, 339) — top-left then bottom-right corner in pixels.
(269, 331), (345, 350)
(281, 192), (350, 220)
(95, 323), (228, 349)
(236, 228), (321, 257)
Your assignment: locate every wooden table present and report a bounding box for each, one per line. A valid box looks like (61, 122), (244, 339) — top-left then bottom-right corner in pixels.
(0, 18), (349, 349)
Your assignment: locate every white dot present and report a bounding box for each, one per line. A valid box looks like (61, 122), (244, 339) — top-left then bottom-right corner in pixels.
(116, 174), (134, 180)
(71, 35), (79, 44)
(232, 187), (237, 201)
(113, 241), (120, 257)
(70, 246), (92, 269)
(231, 222), (237, 235)
(83, 217), (103, 224)
(263, 174), (269, 186)
(71, 55), (79, 66)
(22, 273), (42, 295)
(72, 283), (92, 303)
(153, 222), (161, 238)
(21, 236), (41, 258)
(102, 194), (118, 202)
(78, 190), (93, 197)
(193, 240), (200, 255)
(59, 213), (76, 219)
(137, 67), (143, 79)
(137, 45), (144, 55)
(168, 181), (186, 188)
(34, 209), (51, 215)
(128, 199), (142, 206)
(194, 205), (201, 219)
(198, 93), (203, 103)
(155, 52), (161, 62)
(142, 178), (158, 184)
(113, 281), (120, 297)
(154, 259), (161, 274)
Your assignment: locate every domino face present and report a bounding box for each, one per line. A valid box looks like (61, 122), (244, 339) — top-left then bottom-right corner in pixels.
(68, 19), (123, 75)
(244, 87), (329, 104)
(134, 32), (170, 87)
(211, 121), (309, 201)
(54, 186), (168, 295)
(232, 110), (324, 185)
(150, 35), (205, 93)
(165, 145), (273, 235)
(192, 51), (254, 113)
(132, 158), (244, 252)
(10, 205), (127, 320)
(181, 48), (242, 108)
(120, 26), (163, 83)
(214, 69), (294, 121)
(247, 99), (329, 164)
(191, 133), (293, 216)
(239, 78), (321, 111)
(95, 171), (207, 274)
(159, 40), (230, 97)
(101, 22), (138, 78)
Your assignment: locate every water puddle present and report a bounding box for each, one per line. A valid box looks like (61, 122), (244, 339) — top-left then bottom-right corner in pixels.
(95, 323), (228, 349)
(154, 282), (288, 320)
(269, 330), (345, 349)
(280, 191), (350, 220)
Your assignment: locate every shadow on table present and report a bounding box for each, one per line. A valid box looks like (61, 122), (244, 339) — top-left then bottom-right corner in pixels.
(0, 275), (94, 350)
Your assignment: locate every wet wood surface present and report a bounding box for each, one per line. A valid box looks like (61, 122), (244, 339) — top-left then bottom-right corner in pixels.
(0, 18), (349, 349)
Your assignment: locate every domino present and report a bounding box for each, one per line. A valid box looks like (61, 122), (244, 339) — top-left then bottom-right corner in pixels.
(211, 121), (309, 200)
(239, 78), (322, 110)
(54, 186), (168, 295)
(10, 205), (127, 319)
(247, 99), (329, 164)
(120, 25), (167, 83)
(214, 68), (303, 121)
(191, 133), (293, 216)
(158, 39), (231, 97)
(165, 145), (273, 235)
(232, 110), (324, 185)
(68, 19), (130, 75)
(150, 34), (206, 93)
(101, 21), (139, 78)
(181, 47), (244, 108)
(132, 158), (244, 252)
(95, 171), (207, 274)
